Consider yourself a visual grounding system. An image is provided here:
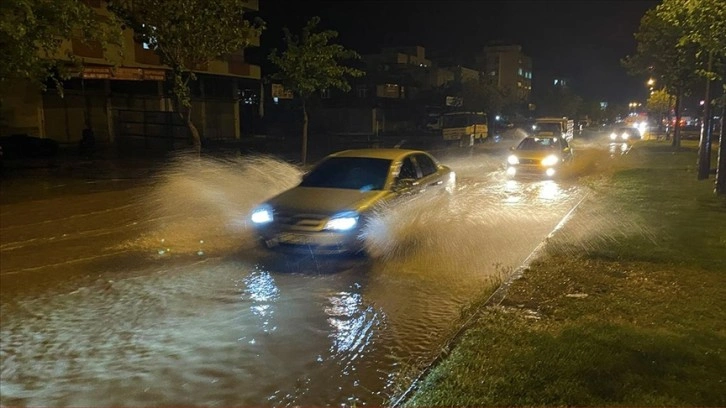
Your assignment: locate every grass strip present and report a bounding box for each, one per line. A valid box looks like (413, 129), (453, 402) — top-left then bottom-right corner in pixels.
(404, 140), (726, 406)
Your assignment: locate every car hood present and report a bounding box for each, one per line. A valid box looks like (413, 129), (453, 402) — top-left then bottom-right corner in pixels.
(514, 149), (560, 161)
(266, 187), (391, 215)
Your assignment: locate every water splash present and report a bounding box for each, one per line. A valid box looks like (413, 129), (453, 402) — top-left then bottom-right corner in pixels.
(119, 154), (302, 256)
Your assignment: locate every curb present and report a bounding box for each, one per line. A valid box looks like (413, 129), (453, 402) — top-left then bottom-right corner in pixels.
(391, 190), (591, 407)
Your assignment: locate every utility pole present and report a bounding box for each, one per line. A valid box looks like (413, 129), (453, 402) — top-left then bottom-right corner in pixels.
(697, 52), (714, 180)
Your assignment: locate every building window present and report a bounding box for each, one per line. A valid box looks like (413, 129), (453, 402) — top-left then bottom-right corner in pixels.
(385, 83), (398, 97)
(141, 24), (157, 50)
(357, 85), (368, 98)
(518, 68), (523, 76)
(320, 88), (331, 99)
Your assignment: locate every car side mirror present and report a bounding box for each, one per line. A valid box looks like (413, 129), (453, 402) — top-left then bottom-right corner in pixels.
(393, 178), (417, 192)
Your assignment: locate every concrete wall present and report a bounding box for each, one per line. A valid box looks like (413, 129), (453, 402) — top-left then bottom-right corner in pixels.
(1, 82), (44, 137)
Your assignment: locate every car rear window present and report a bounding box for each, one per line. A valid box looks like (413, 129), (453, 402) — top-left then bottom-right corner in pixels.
(300, 157), (392, 190)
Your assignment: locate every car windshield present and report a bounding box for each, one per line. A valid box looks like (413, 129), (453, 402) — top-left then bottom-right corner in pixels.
(299, 157), (392, 190)
(534, 123), (561, 133)
(517, 137), (560, 150)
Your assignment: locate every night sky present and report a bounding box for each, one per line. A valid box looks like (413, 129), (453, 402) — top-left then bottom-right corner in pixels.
(259, 0), (661, 105)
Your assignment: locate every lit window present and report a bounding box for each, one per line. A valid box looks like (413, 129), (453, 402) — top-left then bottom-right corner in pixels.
(320, 88), (331, 99)
(141, 23), (157, 50)
(518, 68), (523, 76)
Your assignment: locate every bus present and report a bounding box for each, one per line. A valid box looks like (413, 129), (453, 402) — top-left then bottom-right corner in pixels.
(441, 112), (489, 146)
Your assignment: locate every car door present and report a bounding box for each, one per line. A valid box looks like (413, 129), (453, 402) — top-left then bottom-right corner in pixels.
(413, 153), (445, 193)
(392, 155), (422, 195)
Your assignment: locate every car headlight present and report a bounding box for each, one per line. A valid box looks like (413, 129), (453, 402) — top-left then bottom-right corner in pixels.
(507, 154), (519, 165)
(622, 132), (630, 140)
(541, 154), (559, 166)
(324, 211), (359, 231)
(251, 205), (273, 224)
(610, 132), (618, 140)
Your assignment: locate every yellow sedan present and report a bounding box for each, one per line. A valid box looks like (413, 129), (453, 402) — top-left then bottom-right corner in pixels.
(250, 148), (455, 255)
(506, 136), (573, 178)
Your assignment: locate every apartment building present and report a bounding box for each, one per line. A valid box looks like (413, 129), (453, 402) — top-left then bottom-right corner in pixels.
(478, 43), (532, 102)
(1, 0), (262, 148)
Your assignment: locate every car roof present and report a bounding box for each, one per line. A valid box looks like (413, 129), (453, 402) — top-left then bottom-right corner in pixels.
(329, 148), (430, 161)
(524, 135), (559, 140)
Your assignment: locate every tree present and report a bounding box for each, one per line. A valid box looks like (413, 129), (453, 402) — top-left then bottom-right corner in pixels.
(577, 100), (607, 125)
(659, 0), (726, 192)
(647, 88), (675, 133)
(460, 79), (505, 113)
(268, 17), (364, 165)
(111, 0), (263, 154)
(623, 7), (702, 148)
(459, 78), (507, 137)
(0, 0), (120, 95)
(532, 84), (582, 119)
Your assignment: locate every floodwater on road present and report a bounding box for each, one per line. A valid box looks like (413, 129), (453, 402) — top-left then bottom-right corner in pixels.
(1, 146), (591, 406)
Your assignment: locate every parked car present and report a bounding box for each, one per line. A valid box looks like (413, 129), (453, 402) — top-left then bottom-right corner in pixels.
(0, 134), (59, 159)
(506, 135), (573, 178)
(250, 148), (455, 255)
(609, 127), (642, 142)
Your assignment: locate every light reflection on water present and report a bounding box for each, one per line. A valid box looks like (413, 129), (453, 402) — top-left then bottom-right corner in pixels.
(609, 142), (630, 157)
(0, 152), (585, 406)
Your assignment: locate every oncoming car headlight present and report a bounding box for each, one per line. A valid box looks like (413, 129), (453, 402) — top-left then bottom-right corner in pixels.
(610, 132), (618, 140)
(251, 205), (273, 224)
(507, 155), (520, 165)
(541, 154), (559, 166)
(324, 211), (359, 231)
(622, 132), (630, 140)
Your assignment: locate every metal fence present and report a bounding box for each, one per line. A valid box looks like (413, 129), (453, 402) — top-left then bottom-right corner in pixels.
(114, 109), (190, 151)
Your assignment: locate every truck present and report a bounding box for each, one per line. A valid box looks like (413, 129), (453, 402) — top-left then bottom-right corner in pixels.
(532, 117), (574, 141)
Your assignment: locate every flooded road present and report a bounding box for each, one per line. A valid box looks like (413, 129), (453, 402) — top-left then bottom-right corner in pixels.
(0, 144), (597, 406)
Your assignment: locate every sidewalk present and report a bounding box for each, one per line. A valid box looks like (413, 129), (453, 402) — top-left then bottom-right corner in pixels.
(402, 140), (726, 406)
